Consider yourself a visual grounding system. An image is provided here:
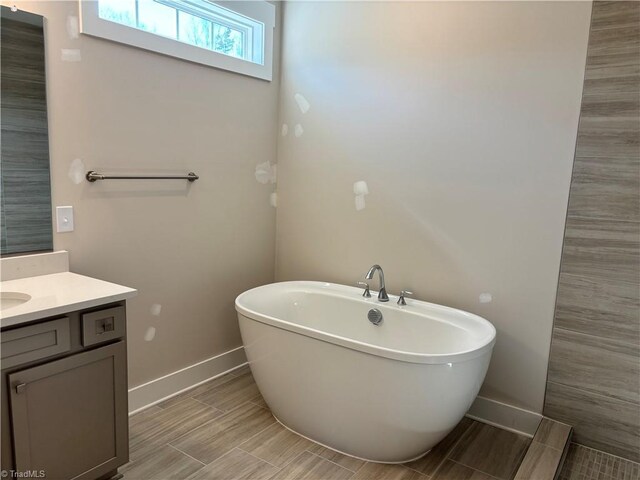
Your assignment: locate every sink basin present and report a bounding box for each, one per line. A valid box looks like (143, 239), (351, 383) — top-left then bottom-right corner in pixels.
(0, 292), (31, 310)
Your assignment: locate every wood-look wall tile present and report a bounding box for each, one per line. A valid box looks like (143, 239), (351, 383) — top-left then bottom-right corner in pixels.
(575, 120), (639, 161)
(238, 422), (314, 468)
(432, 460), (493, 480)
(514, 442), (563, 480)
(121, 444), (204, 480)
(548, 327), (639, 404)
(561, 215), (640, 282)
(546, 2), (640, 461)
(351, 462), (425, 480)
(568, 156), (639, 221)
(170, 402), (276, 465)
(448, 422), (530, 480)
(579, 93), (640, 118)
(586, 50), (640, 73)
(590, 1), (640, 31)
(534, 418), (572, 451)
(587, 24), (640, 58)
(193, 372), (261, 412)
(555, 271), (640, 345)
(544, 382), (640, 463)
(584, 48), (640, 95)
(404, 417), (473, 476)
(306, 444), (365, 472)
(185, 448), (280, 480)
(272, 451), (354, 480)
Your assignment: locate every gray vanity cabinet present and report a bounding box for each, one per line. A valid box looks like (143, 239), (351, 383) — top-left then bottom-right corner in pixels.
(1, 302), (130, 480)
(9, 342), (128, 480)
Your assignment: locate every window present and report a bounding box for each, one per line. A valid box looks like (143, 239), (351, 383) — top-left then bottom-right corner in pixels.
(80, 0), (275, 80)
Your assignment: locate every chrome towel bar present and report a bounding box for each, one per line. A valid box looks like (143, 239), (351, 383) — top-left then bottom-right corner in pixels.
(86, 171), (199, 182)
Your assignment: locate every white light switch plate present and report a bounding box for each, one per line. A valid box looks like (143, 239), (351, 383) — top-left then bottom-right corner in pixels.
(56, 206), (74, 233)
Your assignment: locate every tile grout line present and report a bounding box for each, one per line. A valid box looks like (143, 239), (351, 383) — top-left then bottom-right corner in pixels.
(251, 400), (271, 411)
(588, 25), (640, 35)
(509, 438), (534, 480)
(167, 443), (207, 467)
(402, 463), (426, 475)
(564, 213), (640, 224)
(546, 380), (640, 408)
(238, 447), (284, 471)
(248, 400), (266, 409)
(231, 413), (281, 455)
(129, 407), (222, 460)
(160, 376), (278, 466)
(430, 421), (474, 477)
(167, 401), (262, 448)
(351, 458), (368, 475)
(188, 396), (225, 412)
(448, 459), (503, 480)
(303, 449), (361, 474)
(197, 445), (239, 468)
(531, 439), (565, 453)
(551, 325), (640, 350)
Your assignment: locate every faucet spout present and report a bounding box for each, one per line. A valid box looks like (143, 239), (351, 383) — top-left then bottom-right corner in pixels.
(365, 264), (389, 302)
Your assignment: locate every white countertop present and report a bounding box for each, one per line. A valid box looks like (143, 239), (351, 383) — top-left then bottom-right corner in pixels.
(1, 272), (137, 328)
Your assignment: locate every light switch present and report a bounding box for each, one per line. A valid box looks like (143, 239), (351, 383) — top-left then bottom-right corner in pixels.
(56, 206), (74, 233)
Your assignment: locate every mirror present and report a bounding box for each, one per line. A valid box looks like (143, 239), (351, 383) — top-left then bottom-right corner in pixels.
(1, 6), (53, 255)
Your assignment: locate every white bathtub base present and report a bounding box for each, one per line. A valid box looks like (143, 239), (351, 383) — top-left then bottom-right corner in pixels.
(240, 313), (491, 462)
(272, 412), (433, 465)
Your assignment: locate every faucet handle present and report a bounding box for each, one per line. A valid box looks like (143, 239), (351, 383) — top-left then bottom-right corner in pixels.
(397, 290), (413, 306)
(357, 281), (371, 298)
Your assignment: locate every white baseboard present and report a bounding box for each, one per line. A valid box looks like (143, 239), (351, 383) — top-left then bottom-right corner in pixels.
(128, 346), (247, 414)
(466, 395), (542, 437)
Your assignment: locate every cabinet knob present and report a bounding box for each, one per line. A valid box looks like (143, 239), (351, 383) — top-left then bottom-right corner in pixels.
(15, 383), (27, 394)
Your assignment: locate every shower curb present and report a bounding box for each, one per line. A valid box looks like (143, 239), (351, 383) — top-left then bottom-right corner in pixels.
(514, 417), (572, 480)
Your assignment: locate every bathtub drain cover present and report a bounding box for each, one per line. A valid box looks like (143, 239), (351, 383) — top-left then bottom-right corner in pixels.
(367, 308), (383, 326)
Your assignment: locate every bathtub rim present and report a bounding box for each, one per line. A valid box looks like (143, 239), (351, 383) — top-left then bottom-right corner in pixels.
(236, 281), (496, 365)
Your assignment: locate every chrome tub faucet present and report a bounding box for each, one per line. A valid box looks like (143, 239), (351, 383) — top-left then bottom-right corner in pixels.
(365, 265), (389, 302)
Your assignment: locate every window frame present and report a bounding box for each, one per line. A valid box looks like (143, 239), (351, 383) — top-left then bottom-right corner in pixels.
(79, 0), (275, 81)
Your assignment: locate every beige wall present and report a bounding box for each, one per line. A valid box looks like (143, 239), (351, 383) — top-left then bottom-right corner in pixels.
(275, 1), (591, 413)
(6, 1), (281, 387)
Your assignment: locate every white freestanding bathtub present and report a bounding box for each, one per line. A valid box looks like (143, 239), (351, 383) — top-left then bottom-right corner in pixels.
(235, 281), (496, 463)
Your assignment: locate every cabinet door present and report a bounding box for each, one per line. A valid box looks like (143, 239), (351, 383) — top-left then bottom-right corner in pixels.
(8, 341), (128, 480)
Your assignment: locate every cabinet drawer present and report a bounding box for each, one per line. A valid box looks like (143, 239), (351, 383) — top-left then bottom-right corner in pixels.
(81, 306), (125, 347)
(1, 318), (71, 369)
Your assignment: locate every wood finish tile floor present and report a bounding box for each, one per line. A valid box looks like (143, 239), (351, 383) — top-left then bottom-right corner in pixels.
(123, 368), (531, 480)
(559, 444), (640, 480)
